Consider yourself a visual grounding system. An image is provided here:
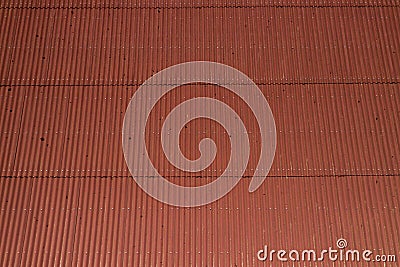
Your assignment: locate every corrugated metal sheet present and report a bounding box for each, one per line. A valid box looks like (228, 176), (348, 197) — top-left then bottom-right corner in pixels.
(1, 1), (399, 266)
(1, 7), (399, 85)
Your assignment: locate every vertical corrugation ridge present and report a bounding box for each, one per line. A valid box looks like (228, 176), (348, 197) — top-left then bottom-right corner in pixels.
(0, 9), (17, 83)
(6, 30), (31, 263)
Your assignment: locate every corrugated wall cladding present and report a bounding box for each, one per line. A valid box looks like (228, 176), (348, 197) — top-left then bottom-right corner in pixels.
(1, 7), (399, 85)
(2, 84), (400, 178)
(0, 1), (399, 266)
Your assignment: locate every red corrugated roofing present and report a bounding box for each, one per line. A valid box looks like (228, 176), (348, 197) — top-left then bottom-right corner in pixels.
(1, 1), (399, 266)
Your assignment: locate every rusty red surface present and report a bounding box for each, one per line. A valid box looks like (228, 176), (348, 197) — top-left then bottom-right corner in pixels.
(1, 1), (399, 266)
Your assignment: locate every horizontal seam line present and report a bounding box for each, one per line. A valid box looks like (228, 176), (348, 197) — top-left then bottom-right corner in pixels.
(0, 5), (399, 9)
(1, 174), (399, 178)
(0, 81), (399, 87)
